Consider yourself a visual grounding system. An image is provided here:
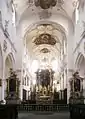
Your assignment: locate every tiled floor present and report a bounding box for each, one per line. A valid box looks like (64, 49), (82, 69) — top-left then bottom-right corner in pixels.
(18, 112), (70, 119)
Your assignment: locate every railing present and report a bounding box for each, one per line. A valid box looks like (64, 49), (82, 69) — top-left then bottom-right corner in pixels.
(69, 104), (85, 119)
(17, 104), (69, 112)
(0, 104), (69, 119)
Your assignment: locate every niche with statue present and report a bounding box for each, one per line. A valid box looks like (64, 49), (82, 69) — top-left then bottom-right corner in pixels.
(6, 68), (20, 104)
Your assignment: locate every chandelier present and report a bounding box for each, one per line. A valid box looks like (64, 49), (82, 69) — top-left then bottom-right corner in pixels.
(34, 0), (64, 9)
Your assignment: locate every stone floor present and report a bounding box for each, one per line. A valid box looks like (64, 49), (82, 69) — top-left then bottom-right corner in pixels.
(18, 112), (70, 119)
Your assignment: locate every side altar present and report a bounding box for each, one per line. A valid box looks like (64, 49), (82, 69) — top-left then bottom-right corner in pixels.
(69, 72), (84, 104)
(5, 69), (20, 104)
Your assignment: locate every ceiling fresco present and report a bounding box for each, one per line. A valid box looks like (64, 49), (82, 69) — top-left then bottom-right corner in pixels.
(33, 33), (56, 45)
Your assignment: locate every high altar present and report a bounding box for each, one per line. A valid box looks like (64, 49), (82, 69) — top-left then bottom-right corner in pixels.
(35, 68), (54, 104)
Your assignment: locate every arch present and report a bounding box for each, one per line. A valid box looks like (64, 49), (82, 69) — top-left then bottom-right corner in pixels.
(4, 53), (15, 98)
(75, 53), (84, 69)
(7, 53), (15, 68)
(5, 53), (15, 78)
(17, 13), (74, 38)
(75, 52), (85, 76)
(18, 6), (74, 30)
(24, 21), (67, 42)
(25, 20), (67, 35)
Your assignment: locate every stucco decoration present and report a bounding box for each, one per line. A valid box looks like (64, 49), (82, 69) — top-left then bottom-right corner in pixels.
(34, 0), (63, 9)
(3, 40), (7, 52)
(40, 48), (50, 53)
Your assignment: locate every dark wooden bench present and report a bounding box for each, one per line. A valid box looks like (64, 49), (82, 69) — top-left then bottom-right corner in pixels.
(0, 104), (18, 119)
(69, 104), (85, 119)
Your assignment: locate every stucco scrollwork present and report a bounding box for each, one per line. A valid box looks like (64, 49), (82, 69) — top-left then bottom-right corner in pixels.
(34, 0), (63, 9)
(4, 20), (10, 38)
(3, 40), (7, 52)
(40, 48), (50, 53)
(35, 0), (56, 9)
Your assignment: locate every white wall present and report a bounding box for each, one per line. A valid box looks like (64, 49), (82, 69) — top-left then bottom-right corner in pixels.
(0, 0), (17, 101)
(73, 4), (85, 98)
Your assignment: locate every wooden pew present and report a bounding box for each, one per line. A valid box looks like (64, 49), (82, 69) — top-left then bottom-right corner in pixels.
(0, 104), (18, 119)
(69, 104), (85, 119)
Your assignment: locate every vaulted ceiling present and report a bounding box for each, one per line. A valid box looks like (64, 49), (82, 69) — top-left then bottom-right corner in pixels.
(13, 0), (79, 70)
(13, 0), (77, 21)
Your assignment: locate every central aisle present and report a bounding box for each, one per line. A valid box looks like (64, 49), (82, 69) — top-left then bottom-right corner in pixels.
(18, 112), (70, 119)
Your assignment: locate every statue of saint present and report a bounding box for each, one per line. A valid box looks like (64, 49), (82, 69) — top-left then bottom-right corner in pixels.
(73, 72), (81, 92)
(9, 79), (16, 92)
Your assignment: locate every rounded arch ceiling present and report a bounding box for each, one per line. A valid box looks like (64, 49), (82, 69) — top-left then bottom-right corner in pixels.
(14, 0), (77, 22)
(14, 0), (75, 37)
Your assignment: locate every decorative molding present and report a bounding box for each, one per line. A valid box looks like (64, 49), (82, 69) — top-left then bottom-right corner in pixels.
(73, 21), (85, 53)
(3, 40), (7, 52)
(39, 10), (52, 19)
(81, 21), (85, 39)
(6, 0), (13, 12)
(72, 0), (79, 8)
(4, 20), (9, 38)
(34, 0), (64, 9)
(73, 27), (85, 54)
(0, 19), (17, 52)
(40, 48), (50, 53)
(0, 11), (16, 53)
(79, 0), (85, 10)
